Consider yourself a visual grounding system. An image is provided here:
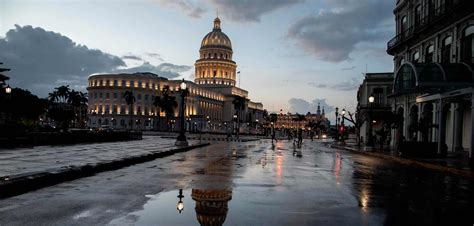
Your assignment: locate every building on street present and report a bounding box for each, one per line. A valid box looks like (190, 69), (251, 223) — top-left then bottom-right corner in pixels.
(87, 17), (264, 132)
(386, 0), (474, 158)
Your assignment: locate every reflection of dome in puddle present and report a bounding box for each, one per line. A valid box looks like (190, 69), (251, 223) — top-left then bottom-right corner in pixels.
(191, 189), (232, 226)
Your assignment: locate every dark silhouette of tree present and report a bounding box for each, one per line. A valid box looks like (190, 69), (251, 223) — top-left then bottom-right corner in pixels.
(123, 90), (136, 130)
(232, 95), (246, 134)
(153, 86), (177, 131)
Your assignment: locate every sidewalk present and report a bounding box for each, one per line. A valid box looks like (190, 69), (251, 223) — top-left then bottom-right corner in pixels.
(330, 142), (474, 179)
(0, 136), (209, 199)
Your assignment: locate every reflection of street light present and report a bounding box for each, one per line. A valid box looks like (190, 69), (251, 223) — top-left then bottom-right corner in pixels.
(177, 189), (184, 214)
(175, 79), (189, 147)
(335, 107), (339, 141)
(368, 94), (375, 149)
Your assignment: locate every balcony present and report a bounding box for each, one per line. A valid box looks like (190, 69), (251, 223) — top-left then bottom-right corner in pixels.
(358, 103), (391, 110)
(387, 0), (472, 54)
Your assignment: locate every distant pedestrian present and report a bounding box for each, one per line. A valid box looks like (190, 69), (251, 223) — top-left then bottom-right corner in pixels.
(297, 129), (303, 148)
(271, 129), (277, 144)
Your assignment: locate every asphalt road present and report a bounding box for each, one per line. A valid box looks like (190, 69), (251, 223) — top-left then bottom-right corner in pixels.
(0, 139), (473, 226)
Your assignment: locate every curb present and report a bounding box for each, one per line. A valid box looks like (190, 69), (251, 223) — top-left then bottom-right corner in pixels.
(0, 143), (210, 199)
(330, 144), (474, 179)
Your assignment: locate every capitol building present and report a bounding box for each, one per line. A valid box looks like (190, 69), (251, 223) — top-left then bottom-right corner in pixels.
(86, 17), (264, 131)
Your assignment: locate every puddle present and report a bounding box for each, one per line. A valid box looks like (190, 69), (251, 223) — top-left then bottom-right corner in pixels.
(109, 189), (232, 226)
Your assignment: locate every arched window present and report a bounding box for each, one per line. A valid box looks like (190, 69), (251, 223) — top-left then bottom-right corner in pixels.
(220, 53), (223, 59)
(401, 16), (408, 33)
(441, 36), (452, 63)
(208, 53), (211, 59)
(214, 53), (217, 59)
(462, 25), (474, 63)
(414, 5), (422, 26)
(425, 45), (434, 63)
(413, 51), (420, 63)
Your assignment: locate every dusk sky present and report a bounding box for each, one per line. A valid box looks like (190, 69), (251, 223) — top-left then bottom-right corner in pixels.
(0, 0), (395, 121)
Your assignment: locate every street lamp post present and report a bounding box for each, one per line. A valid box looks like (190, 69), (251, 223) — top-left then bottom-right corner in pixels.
(233, 114), (238, 138)
(335, 107), (339, 141)
(341, 108), (346, 143)
(368, 94), (375, 150)
(175, 79), (189, 147)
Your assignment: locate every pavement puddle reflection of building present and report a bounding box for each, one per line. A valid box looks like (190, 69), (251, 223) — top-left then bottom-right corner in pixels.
(108, 188), (233, 226)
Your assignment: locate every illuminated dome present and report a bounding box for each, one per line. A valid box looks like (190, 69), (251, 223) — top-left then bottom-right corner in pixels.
(195, 17), (237, 87)
(200, 17), (232, 50)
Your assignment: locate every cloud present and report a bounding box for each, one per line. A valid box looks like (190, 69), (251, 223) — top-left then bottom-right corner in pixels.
(116, 62), (192, 79)
(209, 0), (304, 22)
(340, 66), (356, 71)
(331, 77), (362, 91)
(145, 52), (164, 62)
(308, 77), (362, 91)
(0, 25), (125, 96)
(157, 0), (205, 18)
(308, 82), (327, 88)
(0, 25), (192, 97)
(287, 0), (394, 62)
(288, 98), (334, 114)
(122, 54), (143, 61)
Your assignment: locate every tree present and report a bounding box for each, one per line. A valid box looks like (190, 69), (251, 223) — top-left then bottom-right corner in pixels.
(153, 86), (177, 131)
(123, 90), (136, 130)
(232, 95), (246, 134)
(48, 85), (71, 103)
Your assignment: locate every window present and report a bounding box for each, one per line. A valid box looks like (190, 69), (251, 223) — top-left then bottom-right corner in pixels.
(138, 81), (142, 88)
(414, 5), (422, 26)
(462, 25), (474, 63)
(441, 36), (452, 63)
(106, 93), (109, 99)
(413, 51), (420, 63)
(145, 94), (149, 101)
(401, 16), (407, 33)
(121, 80), (126, 86)
(130, 80), (135, 87)
(113, 80), (118, 86)
(137, 94), (142, 100)
(425, 45), (434, 63)
(214, 53), (217, 58)
(213, 70), (217, 77)
(113, 93), (117, 98)
(106, 80), (110, 86)
(99, 93), (103, 98)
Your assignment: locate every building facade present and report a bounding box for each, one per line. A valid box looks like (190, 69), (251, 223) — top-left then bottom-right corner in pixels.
(387, 0), (474, 158)
(87, 17), (264, 132)
(356, 73), (394, 145)
(272, 105), (330, 133)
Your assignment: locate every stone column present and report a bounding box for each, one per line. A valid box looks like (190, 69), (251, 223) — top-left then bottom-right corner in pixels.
(454, 103), (464, 151)
(417, 102), (422, 141)
(470, 94), (474, 159)
(437, 99), (446, 155)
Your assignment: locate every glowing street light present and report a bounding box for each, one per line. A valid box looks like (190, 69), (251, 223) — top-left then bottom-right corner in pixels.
(5, 84), (11, 94)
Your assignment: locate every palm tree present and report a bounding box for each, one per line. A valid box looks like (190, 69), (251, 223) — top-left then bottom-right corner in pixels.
(153, 86), (177, 131)
(123, 90), (136, 130)
(232, 95), (246, 135)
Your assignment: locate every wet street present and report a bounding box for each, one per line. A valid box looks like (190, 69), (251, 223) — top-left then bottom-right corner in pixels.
(0, 139), (473, 226)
